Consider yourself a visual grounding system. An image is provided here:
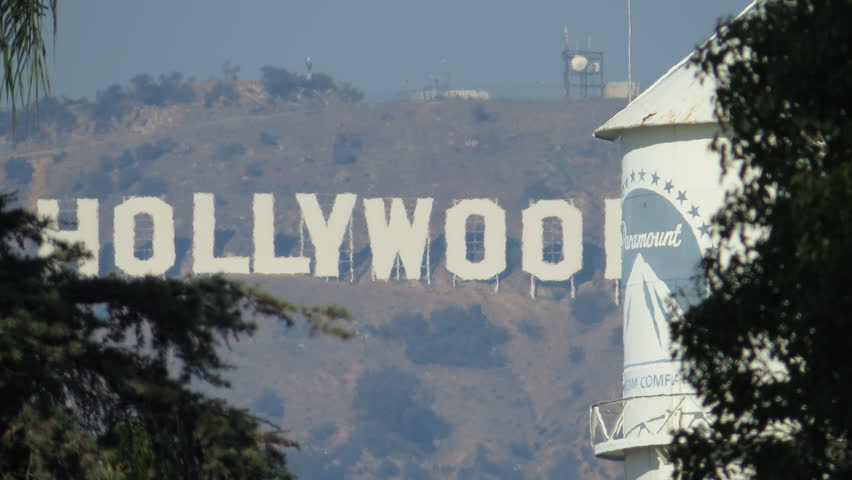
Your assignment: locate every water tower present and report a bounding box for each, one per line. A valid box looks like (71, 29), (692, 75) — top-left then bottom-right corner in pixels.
(587, 18), (748, 479)
(562, 26), (604, 98)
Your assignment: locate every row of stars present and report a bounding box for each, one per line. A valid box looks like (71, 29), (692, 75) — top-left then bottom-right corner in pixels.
(623, 169), (711, 238)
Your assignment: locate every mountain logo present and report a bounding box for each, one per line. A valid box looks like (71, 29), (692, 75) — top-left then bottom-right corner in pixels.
(621, 169), (709, 369)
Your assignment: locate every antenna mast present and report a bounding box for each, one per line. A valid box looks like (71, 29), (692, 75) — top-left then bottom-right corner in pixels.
(627, 0), (634, 102)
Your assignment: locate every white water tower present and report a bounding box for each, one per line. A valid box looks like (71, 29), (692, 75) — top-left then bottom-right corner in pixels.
(587, 21), (749, 479)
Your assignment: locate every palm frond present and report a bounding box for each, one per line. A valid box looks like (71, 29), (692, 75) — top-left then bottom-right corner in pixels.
(0, 0), (57, 123)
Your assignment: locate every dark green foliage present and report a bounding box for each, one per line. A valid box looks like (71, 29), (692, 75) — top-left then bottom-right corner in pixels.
(259, 131), (279, 146)
(548, 453), (581, 480)
(380, 305), (509, 368)
(571, 291), (615, 326)
(458, 445), (523, 480)
(57, 209), (77, 228)
(261, 66), (363, 103)
(301, 73), (335, 97)
(568, 345), (585, 363)
(239, 179), (257, 196)
(217, 142), (246, 161)
(117, 150), (135, 168)
(569, 380), (584, 398)
(135, 137), (176, 163)
(0, 97), (77, 141)
(5, 156), (33, 184)
(32, 96), (78, 136)
(262, 67), (303, 101)
(165, 236), (191, 277)
(333, 133), (363, 165)
(610, 326), (622, 347)
(0, 115), (34, 141)
(130, 72), (195, 106)
(99, 154), (116, 171)
(519, 319), (545, 340)
(337, 82), (364, 103)
(254, 390), (285, 420)
(99, 242), (116, 276)
(378, 459), (401, 477)
(222, 60), (240, 81)
(136, 176), (168, 196)
(523, 179), (558, 201)
(425, 234), (445, 272)
(214, 229), (236, 257)
(575, 243), (604, 284)
(118, 166), (144, 190)
(74, 170), (114, 197)
(669, 2), (852, 478)
(504, 236), (522, 276)
(274, 234), (298, 257)
(91, 74), (194, 133)
(510, 442), (533, 461)
(407, 463), (433, 480)
(106, 237), (190, 278)
(92, 84), (135, 133)
(471, 103), (497, 123)
(0, 194), (351, 479)
(310, 423), (337, 443)
(352, 367), (451, 455)
(246, 163), (264, 177)
(351, 246), (372, 281)
(287, 449), (347, 480)
(205, 81), (239, 107)
(4, 96), (78, 140)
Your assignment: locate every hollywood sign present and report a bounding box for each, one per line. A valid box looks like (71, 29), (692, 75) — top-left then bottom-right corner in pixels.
(36, 193), (623, 286)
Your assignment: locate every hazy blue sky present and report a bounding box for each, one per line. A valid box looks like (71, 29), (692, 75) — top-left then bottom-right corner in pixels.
(49, 0), (751, 101)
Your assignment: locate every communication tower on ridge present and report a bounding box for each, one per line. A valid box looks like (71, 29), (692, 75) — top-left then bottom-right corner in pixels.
(562, 26), (604, 98)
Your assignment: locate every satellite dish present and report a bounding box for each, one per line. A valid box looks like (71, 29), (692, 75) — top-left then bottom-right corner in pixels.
(571, 55), (589, 72)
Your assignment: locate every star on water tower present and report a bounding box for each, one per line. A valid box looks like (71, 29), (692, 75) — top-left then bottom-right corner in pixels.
(588, 3), (756, 478)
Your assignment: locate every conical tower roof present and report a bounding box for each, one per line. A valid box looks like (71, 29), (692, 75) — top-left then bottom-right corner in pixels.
(594, 55), (717, 141)
(594, 1), (757, 141)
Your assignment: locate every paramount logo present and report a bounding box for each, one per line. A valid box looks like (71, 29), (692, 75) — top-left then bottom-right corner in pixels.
(622, 223), (684, 251)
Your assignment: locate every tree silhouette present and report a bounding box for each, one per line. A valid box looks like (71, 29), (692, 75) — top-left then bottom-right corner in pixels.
(671, 1), (852, 478)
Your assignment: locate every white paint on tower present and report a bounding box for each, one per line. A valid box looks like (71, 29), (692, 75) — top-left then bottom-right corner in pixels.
(587, 4), (760, 477)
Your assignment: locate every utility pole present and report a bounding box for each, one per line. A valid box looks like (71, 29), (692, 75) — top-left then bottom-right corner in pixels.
(627, 0), (634, 102)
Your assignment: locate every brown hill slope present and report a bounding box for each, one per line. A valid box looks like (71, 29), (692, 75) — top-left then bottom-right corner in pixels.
(2, 94), (626, 479)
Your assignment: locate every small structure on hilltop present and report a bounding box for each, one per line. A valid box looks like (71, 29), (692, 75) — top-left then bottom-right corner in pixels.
(562, 26), (604, 98)
(603, 81), (641, 100)
(561, 25), (639, 99)
(408, 88), (490, 102)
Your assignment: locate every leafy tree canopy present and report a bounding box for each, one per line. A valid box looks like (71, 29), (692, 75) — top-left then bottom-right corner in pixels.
(0, 194), (351, 479)
(670, 1), (852, 478)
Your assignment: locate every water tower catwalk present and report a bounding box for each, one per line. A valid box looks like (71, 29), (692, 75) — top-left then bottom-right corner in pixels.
(586, 10), (750, 478)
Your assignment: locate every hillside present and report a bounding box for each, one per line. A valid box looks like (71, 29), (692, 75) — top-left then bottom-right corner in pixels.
(2, 87), (627, 479)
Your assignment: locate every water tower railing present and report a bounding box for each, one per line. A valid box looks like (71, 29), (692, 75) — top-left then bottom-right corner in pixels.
(589, 392), (709, 458)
